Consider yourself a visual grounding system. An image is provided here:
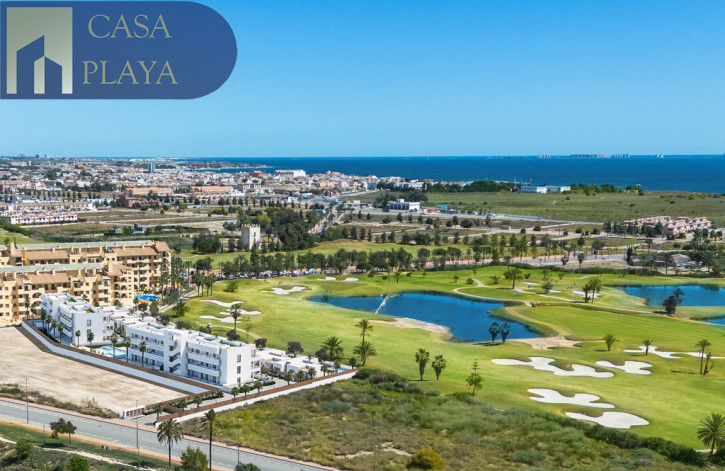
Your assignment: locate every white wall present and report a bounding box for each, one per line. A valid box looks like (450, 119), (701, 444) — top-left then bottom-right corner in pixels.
(21, 322), (209, 395)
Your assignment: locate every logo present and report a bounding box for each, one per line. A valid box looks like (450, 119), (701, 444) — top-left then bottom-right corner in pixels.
(5, 7), (73, 97)
(1, 1), (237, 99)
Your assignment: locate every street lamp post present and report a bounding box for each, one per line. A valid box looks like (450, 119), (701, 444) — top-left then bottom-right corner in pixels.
(25, 378), (28, 424)
(236, 418), (241, 465)
(136, 399), (140, 470)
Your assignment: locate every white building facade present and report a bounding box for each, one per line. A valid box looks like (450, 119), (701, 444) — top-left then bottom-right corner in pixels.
(41, 293), (117, 346)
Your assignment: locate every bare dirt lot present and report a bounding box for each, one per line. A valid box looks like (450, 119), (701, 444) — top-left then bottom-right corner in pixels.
(0, 328), (183, 413)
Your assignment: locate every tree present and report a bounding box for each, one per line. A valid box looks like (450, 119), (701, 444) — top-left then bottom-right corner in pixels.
(432, 355), (447, 381)
(466, 360), (484, 396)
(229, 303), (242, 332)
(139, 340), (148, 366)
(194, 395), (203, 409)
(407, 449), (445, 470)
(577, 252), (586, 270)
(321, 336), (344, 360)
(241, 315), (253, 342)
(177, 398), (187, 416)
(542, 281), (554, 294)
(696, 339), (712, 374)
(110, 332), (119, 359)
(414, 348), (430, 381)
(697, 413), (725, 456)
(490, 275), (500, 285)
(499, 323), (511, 343)
(488, 322), (500, 343)
(582, 277), (602, 303)
(172, 300), (190, 318)
(283, 372), (293, 385)
(642, 339), (653, 356)
(180, 446), (208, 471)
(153, 403), (164, 418)
(254, 338), (267, 350)
(287, 341), (304, 357)
(66, 455), (90, 471)
(224, 280), (240, 293)
(352, 341), (377, 366)
(50, 417), (76, 444)
(503, 267), (523, 289)
(603, 334), (618, 352)
(75, 330), (81, 347)
(356, 319), (374, 343)
(14, 439), (32, 461)
(202, 410), (221, 471)
(86, 331), (94, 345)
(663, 288), (685, 315)
(295, 370), (305, 382)
(157, 418), (184, 469)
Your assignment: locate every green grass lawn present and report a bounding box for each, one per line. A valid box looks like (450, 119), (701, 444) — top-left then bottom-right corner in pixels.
(178, 267), (725, 449)
(424, 190), (725, 225)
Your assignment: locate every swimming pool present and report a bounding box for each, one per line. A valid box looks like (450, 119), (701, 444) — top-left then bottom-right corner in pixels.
(96, 345), (127, 359)
(135, 294), (160, 302)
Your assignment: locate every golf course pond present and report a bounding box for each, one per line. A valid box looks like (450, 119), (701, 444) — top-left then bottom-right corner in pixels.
(310, 292), (540, 342)
(620, 284), (725, 326)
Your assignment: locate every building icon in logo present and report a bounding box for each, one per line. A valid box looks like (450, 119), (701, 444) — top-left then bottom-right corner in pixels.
(3, 7), (73, 97)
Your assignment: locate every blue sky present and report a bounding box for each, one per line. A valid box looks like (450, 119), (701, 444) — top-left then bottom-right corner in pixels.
(2, 0), (725, 157)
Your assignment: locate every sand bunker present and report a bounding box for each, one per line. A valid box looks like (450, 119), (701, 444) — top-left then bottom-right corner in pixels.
(318, 277), (336, 281)
(595, 360), (653, 375)
(491, 357), (614, 378)
(343, 277), (359, 282)
(548, 290), (562, 293)
(624, 345), (724, 360)
(220, 309), (261, 316)
(262, 286), (307, 295)
(203, 300), (245, 308)
(571, 290), (601, 298)
(513, 335), (581, 350)
(566, 412), (649, 429)
(528, 389), (614, 408)
(525, 282), (539, 286)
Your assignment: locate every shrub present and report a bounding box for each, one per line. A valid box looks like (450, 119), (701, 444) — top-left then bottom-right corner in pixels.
(407, 449), (444, 469)
(226, 330), (241, 341)
(15, 439), (32, 461)
(466, 277), (474, 285)
(321, 400), (351, 413)
(66, 455), (90, 471)
(512, 448), (545, 464)
(235, 464), (261, 471)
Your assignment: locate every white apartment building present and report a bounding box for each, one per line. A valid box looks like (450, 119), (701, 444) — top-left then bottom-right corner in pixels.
(41, 292), (125, 346)
(387, 199), (421, 211)
(124, 321), (261, 389)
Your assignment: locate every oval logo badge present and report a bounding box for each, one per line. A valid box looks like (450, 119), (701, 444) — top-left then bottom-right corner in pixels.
(1, 1), (237, 99)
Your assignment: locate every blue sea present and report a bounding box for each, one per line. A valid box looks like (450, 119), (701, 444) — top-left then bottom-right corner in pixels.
(176, 155), (725, 193)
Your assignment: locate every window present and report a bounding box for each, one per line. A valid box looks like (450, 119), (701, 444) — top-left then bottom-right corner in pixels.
(86, 319), (92, 326)
(237, 366), (241, 374)
(237, 355), (241, 362)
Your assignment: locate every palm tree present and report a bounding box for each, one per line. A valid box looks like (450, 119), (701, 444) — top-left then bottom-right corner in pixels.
(75, 330), (81, 347)
(110, 332), (119, 359)
(230, 303), (242, 332)
(139, 341), (148, 366)
(352, 341), (377, 366)
(86, 331), (94, 345)
(697, 413), (725, 455)
(414, 348), (430, 381)
(356, 319), (374, 343)
(603, 334), (618, 352)
(432, 355), (447, 381)
(123, 336), (131, 362)
(157, 418), (183, 469)
(202, 409), (221, 471)
(696, 339), (711, 374)
(321, 336), (344, 360)
(153, 403), (164, 418)
(321, 365), (330, 377)
(642, 339), (653, 356)
(283, 372), (293, 385)
(172, 300), (190, 318)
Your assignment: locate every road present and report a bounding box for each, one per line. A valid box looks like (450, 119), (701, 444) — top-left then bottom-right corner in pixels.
(0, 399), (330, 471)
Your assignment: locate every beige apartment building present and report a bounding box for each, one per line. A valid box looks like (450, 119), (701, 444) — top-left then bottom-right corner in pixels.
(0, 240), (171, 325)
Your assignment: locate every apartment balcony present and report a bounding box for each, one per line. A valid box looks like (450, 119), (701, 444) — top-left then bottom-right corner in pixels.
(187, 363), (220, 377)
(187, 351), (220, 364)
